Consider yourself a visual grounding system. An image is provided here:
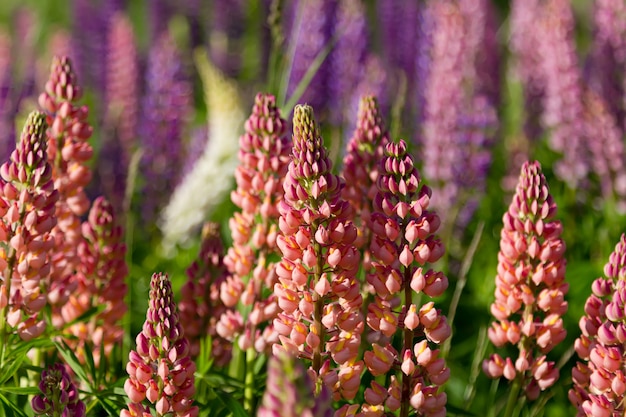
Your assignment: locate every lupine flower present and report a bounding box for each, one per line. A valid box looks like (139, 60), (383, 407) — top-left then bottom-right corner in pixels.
(219, 92), (291, 353)
(139, 32), (192, 225)
(0, 111), (58, 341)
(38, 56), (94, 328)
(346, 55), (389, 135)
(31, 363), (86, 417)
(570, 234), (626, 416)
(179, 222), (233, 364)
(536, 0), (588, 187)
(286, 0), (336, 118)
(0, 29), (13, 163)
(209, 0), (246, 77)
(273, 104), (364, 401)
(328, 0), (368, 127)
(586, 0), (626, 126)
(582, 90), (626, 211)
(257, 352), (333, 417)
(149, 0), (175, 39)
(341, 95), (389, 270)
(159, 53), (244, 248)
(483, 161), (567, 399)
(122, 273), (198, 417)
(360, 140), (449, 417)
(62, 196), (128, 365)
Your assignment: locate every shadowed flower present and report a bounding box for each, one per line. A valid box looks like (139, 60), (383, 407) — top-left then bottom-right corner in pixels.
(122, 273), (198, 417)
(0, 111), (58, 341)
(570, 234), (626, 416)
(484, 161), (568, 399)
(31, 363), (85, 417)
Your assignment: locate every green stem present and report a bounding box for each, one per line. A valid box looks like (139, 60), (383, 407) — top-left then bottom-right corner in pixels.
(503, 375), (523, 417)
(244, 348), (256, 412)
(400, 265), (413, 417)
(312, 223), (326, 382)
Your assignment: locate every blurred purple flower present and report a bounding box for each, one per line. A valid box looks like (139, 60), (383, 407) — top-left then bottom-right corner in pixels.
(209, 0), (247, 77)
(138, 32), (192, 224)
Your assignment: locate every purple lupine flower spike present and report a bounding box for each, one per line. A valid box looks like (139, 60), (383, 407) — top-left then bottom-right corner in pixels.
(571, 234), (626, 415)
(138, 32), (192, 224)
(257, 353), (333, 417)
(122, 273), (198, 417)
(209, 0), (246, 77)
(0, 30), (13, 163)
(31, 363), (86, 417)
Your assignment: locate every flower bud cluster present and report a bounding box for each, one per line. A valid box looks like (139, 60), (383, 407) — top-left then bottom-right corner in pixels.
(219, 93), (291, 353)
(341, 95), (389, 269)
(273, 104), (363, 401)
(31, 363), (86, 417)
(0, 111), (58, 341)
(63, 196), (128, 364)
(123, 273), (198, 417)
(570, 234), (626, 416)
(361, 140), (449, 417)
(179, 222), (233, 364)
(483, 161), (567, 398)
(37, 56), (94, 327)
(258, 352), (333, 417)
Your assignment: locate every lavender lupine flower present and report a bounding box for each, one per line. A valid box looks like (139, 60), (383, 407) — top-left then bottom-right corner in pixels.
(38, 56), (94, 328)
(346, 55), (389, 136)
(209, 0), (246, 77)
(341, 95), (389, 269)
(219, 93), (291, 353)
(358, 140), (449, 417)
(286, 0), (336, 118)
(570, 234), (626, 416)
(582, 90), (626, 210)
(585, 0), (626, 126)
(0, 111), (58, 341)
(62, 196), (128, 365)
(483, 161), (567, 400)
(139, 32), (192, 224)
(149, 0), (175, 39)
(536, 0), (588, 187)
(273, 105), (364, 401)
(0, 30), (13, 163)
(327, 0), (368, 127)
(122, 273), (198, 417)
(257, 353), (333, 417)
(179, 222), (233, 364)
(31, 363), (86, 417)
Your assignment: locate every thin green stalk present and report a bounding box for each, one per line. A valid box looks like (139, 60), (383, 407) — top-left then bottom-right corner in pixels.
(463, 324), (489, 410)
(400, 265), (413, 417)
(312, 231), (326, 376)
(244, 347), (256, 412)
(503, 375), (523, 417)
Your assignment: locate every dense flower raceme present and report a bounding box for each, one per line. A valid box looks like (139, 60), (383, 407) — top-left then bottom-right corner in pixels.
(483, 161), (567, 398)
(356, 139), (450, 417)
(122, 273), (198, 417)
(62, 196), (128, 364)
(258, 352), (333, 417)
(139, 31), (192, 224)
(31, 363), (86, 417)
(273, 104), (364, 401)
(341, 95), (389, 271)
(0, 111), (58, 340)
(37, 56), (94, 328)
(179, 222), (233, 364)
(570, 234), (626, 416)
(219, 92), (291, 353)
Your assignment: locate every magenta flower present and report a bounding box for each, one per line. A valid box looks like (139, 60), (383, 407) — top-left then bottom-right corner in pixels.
(274, 104), (363, 401)
(570, 234), (626, 416)
(220, 92), (291, 353)
(122, 273), (198, 417)
(31, 363), (85, 417)
(0, 111), (58, 341)
(179, 222), (233, 364)
(484, 161), (568, 400)
(359, 140), (449, 417)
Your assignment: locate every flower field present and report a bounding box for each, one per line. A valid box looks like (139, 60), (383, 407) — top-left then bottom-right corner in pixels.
(0, 0), (625, 416)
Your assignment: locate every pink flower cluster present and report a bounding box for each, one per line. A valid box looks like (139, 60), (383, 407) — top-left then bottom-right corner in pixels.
(179, 222), (233, 364)
(0, 111), (58, 340)
(219, 92), (291, 353)
(123, 273), (198, 417)
(273, 104), (363, 401)
(38, 55), (94, 328)
(571, 234), (626, 416)
(358, 140), (449, 417)
(484, 161), (567, 398)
